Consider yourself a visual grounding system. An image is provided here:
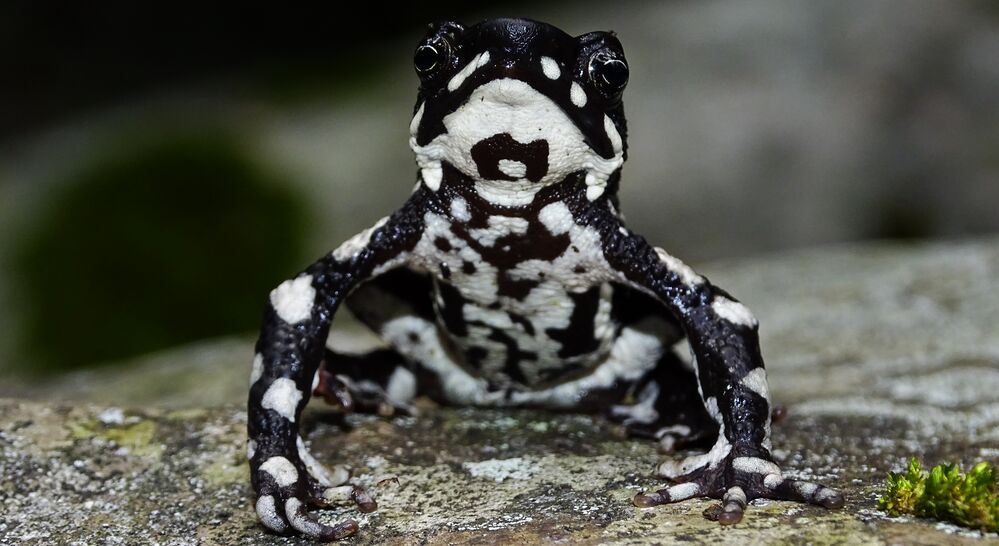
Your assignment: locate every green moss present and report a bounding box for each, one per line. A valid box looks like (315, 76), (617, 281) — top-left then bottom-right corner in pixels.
(201, 456), (248, 488)
(70, 418), (163, 458)
(879, 457), (999, 532)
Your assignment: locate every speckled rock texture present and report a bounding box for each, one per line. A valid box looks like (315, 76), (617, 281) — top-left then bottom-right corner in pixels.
(2, 238), (998, 545)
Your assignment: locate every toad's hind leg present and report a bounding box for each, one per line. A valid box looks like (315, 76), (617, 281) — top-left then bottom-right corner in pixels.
(610, 348), (718, 452)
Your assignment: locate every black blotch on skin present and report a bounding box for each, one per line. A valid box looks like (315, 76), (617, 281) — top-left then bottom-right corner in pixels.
(469, 133), (549, 182)
(435, 280), (469, 337)
(462, 261), (476, 275)
(497, 272), (539, 300)
(545, 286), (601, 359)
(507, 312), (536, 336)
(488, 328), (535, 384)
(467, 346), (489, 368)
(434, 237), (452, 252)
(347, 267), (435, 326)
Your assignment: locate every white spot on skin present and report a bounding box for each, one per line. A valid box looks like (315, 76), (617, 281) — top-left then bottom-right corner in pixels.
(654, 247), (704, 288)
(585, 172), (606, 201)
(477, 51), (491, 68)
(604, 114), (623, 154)
(657, 432), (731, 478)
(725, 486), (747, 506)
(795, 481), (820, 499)
(332, 216), (389, 262)
(250, 353), (264, 385)
(269, 275), (315, 324)
(409, 102), (424, 135)
(421, 162), (443, 191)
(255, 495), (289, 532)
(539, 56), (560, 80)
(570, 82), (587, 107)
(705, 396), (722, 422)
(462, 303), (513, 330)
(713, 296), (758, 327)
(732, 457), (782, 476)
(261, 378), (303, 422)
(247, 439), (257, 460)
(473, 179), (542, 207)
(538, 201), (574, 235)
(666, 482), (701, 501)
(284, 497), (326, 537)
(738, 368), (773, 450)
(740, 368), (770, 400)
(815, 488), (840, 502)
(385, 367), (417, 403)
(322, 485), (355, 503)
(447, 51), (490, 92)
(764, 473), (785, 488)
(450, 197), (471, 222)
(259, 456), (298, 487)
(469, 215), (529, 247)
(497, 159), (527, 179)
(311, 370), (320, 393)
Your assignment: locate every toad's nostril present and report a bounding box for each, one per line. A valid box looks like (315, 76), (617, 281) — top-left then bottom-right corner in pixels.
(470, 133), (549, 182)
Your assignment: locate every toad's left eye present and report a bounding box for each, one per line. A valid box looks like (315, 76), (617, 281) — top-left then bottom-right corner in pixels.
(588, 51), (629, 95)
(415, 43), (445, 74)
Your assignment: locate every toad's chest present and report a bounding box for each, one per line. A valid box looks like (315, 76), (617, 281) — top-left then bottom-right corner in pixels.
(409, 199), (618, 387)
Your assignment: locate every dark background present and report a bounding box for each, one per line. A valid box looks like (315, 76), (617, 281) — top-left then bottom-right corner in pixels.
(1, 0), (997, 374)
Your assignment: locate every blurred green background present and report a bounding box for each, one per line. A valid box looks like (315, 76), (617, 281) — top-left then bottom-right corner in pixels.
(1, 1), (997, 378)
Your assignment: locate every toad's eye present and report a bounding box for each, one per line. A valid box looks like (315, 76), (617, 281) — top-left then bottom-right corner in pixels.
(414, 43), (445, 74)
(588, 51), (629, 96)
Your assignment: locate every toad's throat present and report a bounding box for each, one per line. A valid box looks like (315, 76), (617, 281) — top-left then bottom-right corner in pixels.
(470, 133), (549, 182)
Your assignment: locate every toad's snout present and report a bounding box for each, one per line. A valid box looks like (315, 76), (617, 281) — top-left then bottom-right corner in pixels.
(470, 133), (549, 182)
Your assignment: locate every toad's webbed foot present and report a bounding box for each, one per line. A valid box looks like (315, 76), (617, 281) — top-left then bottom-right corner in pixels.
(633, 449), (844, 524)
(251, 436), (376, 540)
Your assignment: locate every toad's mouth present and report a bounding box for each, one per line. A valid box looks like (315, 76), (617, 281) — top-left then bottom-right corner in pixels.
(470, 133), (549, 182)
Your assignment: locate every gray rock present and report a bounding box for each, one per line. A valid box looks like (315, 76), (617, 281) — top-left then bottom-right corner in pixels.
(2, 238), (999, 544)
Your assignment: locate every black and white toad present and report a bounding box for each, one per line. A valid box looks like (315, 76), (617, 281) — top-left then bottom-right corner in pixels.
(247, 18), (845, 540)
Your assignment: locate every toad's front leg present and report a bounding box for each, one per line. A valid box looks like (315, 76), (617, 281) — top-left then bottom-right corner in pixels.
(592, 211), (844, 524)
(247, 191), (427, 540)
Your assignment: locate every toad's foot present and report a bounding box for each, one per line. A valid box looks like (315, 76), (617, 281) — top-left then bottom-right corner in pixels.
(633, 448), (844, 525)
(314, 367), (416, 418)
(251, 436), (376, 540)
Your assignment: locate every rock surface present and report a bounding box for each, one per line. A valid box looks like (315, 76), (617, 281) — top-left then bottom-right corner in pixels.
(2, 238), (999, 545)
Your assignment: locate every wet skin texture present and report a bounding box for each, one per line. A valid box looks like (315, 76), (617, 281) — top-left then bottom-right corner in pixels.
(247, 18), (845, 541)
